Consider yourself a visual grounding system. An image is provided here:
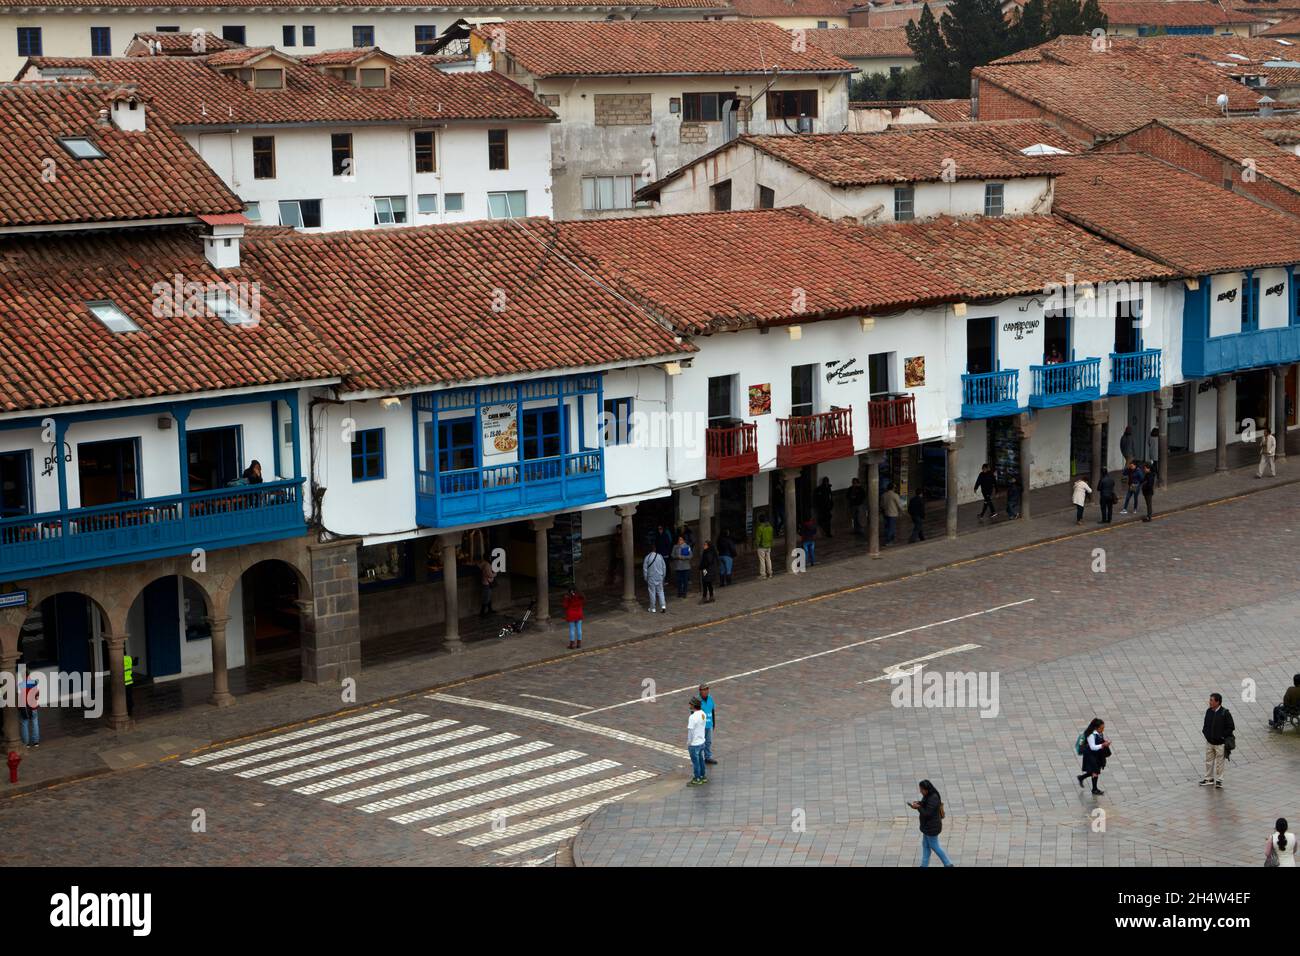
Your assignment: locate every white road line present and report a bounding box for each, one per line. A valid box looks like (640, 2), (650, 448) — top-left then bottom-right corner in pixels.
(493, 825), (584, 857)
(422, 771), (655, 837)
(858, 644), (983, 683)
(390, 760), (623, 824)
(180, 710), (400, 766)
(520, 693), (593, 710)
(266, 725), (493, 788)
(350, 748), (582, 811)
(459, 792), (637, 847)
(206, 714), (427, 772)
(236, 719), (457, 778)
(313, 735), (535, 799)
(278, 727), (501, 791)
(568, 599), (1035, 718)
(425, 693), (685, 758)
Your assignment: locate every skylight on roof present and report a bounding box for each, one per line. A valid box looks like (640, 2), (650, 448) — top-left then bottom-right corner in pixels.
(1022, 143), (1070, 156)
(206, 290), (254, 326)
(1227, 53), (1250, 61)
(87, 301), (139, 333)
(59, 137), (106, 160)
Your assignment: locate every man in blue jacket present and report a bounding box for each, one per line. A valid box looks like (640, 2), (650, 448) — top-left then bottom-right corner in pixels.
(699, 684), (717, 765)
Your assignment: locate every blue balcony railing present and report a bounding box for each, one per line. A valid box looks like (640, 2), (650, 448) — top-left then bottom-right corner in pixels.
(960, 369), (1019, 419)
(1109, 349), (1162, 395)
(417, 450), (604, 527)
(1182, 326), (1300, 378)
(0, 478), (306, 581)
(1029, 357), (1101, 408)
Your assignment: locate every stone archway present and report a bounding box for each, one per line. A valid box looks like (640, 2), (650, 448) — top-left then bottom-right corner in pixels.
(237, 558), (310, 686)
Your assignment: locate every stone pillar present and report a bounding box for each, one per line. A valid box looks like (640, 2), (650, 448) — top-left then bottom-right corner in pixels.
(1215, 376), (1229, 473)
(1156, 386), (1172, 489)
(208, 615), (234, 708)
(1275, 367), (1289, 462)
(865, 452), (882, 559)
(106, 634), (129, 731)
(0, 650), (20, 752)
(306, 537), (363, 682)
(617, 503), (638, 609)
(532, 515), (554, 623)
(945, 423), (963, 540)
(782, 467), (800, 572)
(693, 480), (718, 547)
(1083, 399), (1108, 493)
(439, 532), (462, 642)
(1016, 412), (1035, 521)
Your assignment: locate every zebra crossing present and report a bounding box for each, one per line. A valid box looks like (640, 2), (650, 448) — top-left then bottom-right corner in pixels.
(179, 707), (656, 860)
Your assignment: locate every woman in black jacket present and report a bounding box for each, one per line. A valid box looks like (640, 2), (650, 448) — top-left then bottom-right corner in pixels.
(1076, 717), (1111, 795)
(909, 779), (954, 867)
(698, 540), (719, 604)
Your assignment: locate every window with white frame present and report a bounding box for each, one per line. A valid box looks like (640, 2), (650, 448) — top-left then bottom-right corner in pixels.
(444, 193), (465, 212)
(417, 194), (437, 214)
(279, 199), (322, 228)
(373, 196), (408, 225)
(984, 182), (1005, 217)
(87, 300), (138, 333)
(581, 175), (636, 211)
(894, 186), (915, 221)
(487, 191), (526, 219)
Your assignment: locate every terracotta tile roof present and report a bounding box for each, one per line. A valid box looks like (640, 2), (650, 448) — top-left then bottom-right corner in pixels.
(238, 219), (690, 393)
(0, 227), (340, 413)
(1098, 0), (1259, 26)
(1051, 152), (1300, 273)
(472, 20), (856, 77)
(555, 207), (963, 333)
(299, 46), (396, 67)
(877, 214), (1178, 298)
(1137, 116), (1300, 192)
(126, 30), (238, 56)
(1261, 15), (1300, 36)
(0, 81), (243, 228)
(726, 0), (856, 16)
(990, 32), (1300, 65)
(21, 53), (555, 125)
(808, 26), (912, 58)
(850, 98), (973, 121)
(0, 0), (721, 7)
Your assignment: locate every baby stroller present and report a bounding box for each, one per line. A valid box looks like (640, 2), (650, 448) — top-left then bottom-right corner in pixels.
(497, 600), (536, 639)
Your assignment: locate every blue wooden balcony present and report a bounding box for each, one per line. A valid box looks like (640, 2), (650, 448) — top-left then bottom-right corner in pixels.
(1108, 349), (1162, 395)
(417, 451), (603, 526)
(1029, 357), (1101, 408)
(0, 479), (306, 581)
(961, 369), (1019, 419)
(1182, 326), (1300, 378)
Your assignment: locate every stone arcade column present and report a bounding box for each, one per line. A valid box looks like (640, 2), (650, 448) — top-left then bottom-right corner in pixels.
(106, 634), (130, 731)
(1016, 412), (1035, 521)
(945, 424), (963, 540)
(532, 515), (554, 624)
(865, 451), (882, 559)
(439, 532), (462, 643)
(1215, 376), (1230, 473)
(694, 480), (718, 547)
(1, 650), (20, 752)
(208, 616), (234, 708)
(782, 467), (800, 572)
(1157, 386), (1172, 490)
(1083, 399), (1108, 494)
(1276, 367), (1290, 463)
(617, 503), (638, 609)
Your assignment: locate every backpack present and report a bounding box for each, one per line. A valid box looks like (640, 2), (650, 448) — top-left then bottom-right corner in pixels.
(1074, 731), (1087, 756)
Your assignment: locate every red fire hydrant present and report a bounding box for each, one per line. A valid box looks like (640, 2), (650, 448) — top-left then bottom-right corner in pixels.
(7, 750), (20, 784)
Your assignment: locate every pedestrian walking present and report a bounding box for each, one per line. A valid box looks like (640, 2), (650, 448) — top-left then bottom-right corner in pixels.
(909, 780), (954, 867)
(671, 535), (692, 597)
(1075, 718), (1111, 795)
(18, 671), (39, 748)
(881, 482), (902, 545)
(1121, 460), (1143, 514)
(1071, 475), (1092, 526)
(1140, 462), (1156, 521)
(754, 513), (774, 579)
(908, 490), (926, 542)
(642, 550), (667, 613)
(1200, 692), (1235, 789)
(1146, 428), (1160, 480)
(1097, 468), (1116, 524)
(717, 529), (736, 586)
(699, 684), (717, 765)
(975, 463), (998, 522)
(1119, 424), (1135, 464)
(799, 516), (818, 566)
(478, 558), (496, 618)
(562, 586), (585, 649)
(848, 477), (866, 536)
(1257, 427), (1277, 478)
(699, 540), (718, 603)
(815, 477), (834, 537)
(1268, 818), (1296, 867)
(1005, 475), (1021, 519)
(654, 524), (672, 560)
(687, 697), (708, 786)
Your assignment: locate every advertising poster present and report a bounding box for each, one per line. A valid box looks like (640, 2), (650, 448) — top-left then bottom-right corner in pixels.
(481, 402), (519, 466)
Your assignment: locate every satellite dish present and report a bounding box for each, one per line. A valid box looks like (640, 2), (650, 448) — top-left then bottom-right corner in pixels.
(1216, 93), (1230, 112)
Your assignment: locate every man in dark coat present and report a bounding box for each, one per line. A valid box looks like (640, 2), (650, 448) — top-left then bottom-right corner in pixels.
(1097, 468), (1116, 524)
(907, 491), (926, 542)
(1140, 462), (1156, 522)
(1200, 693), (1235, 788)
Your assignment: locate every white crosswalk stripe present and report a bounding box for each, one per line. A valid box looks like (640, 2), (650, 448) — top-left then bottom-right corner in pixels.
(178, 706), (657, 860)
(236, 719), (458, 779)
(180, 709), (400, 765)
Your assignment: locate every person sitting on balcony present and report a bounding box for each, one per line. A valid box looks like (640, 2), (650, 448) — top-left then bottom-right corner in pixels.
(815, 477), (834, 537)
(242, 459), (264, 484)
(1045, 346), (1064, 365)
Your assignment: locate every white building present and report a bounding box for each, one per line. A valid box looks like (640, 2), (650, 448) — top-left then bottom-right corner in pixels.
(20, 45), (557, 229)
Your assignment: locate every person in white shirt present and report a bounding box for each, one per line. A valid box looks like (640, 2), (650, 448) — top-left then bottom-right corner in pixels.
(1271, 818), (1296, 867)
(1071, 477), (1092, 526)
(1258, 428), (1277, 478)
(687, 698), (708, 786)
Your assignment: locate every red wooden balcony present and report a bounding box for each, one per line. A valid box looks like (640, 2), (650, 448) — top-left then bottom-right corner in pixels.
(868, 393), (919, 449)
(706, 422), (759, 479)
(776, 408), (854, 469)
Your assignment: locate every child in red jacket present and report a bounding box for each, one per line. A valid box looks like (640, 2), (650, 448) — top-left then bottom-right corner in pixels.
(563, 586), (585, 649)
